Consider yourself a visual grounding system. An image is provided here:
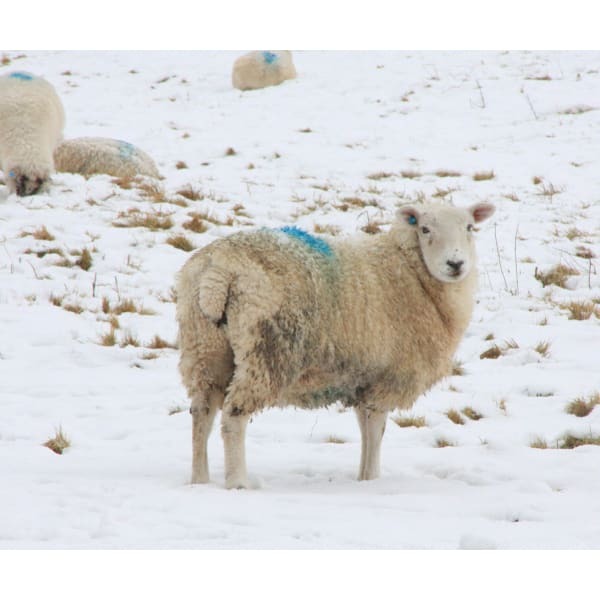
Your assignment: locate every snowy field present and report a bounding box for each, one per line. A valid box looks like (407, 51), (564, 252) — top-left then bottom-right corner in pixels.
(1, 50), (599, 549)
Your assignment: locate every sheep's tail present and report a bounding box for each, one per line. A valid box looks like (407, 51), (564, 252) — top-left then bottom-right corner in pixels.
(196, 264), (233, 325)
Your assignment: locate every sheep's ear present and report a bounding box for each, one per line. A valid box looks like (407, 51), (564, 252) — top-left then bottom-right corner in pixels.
(398, 205), (420, 226)
(469, 202), (495, 223)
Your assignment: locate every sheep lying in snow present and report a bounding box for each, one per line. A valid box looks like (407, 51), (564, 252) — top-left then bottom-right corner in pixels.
(176, 202), (495, 488)
(53, 137), (160, 179)
(0, 71), (65, 196)
(232, 51), (296, 91)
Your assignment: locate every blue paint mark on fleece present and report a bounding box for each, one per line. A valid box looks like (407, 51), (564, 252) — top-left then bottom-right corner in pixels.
(118, 141), (135, 160)
(280, 226), (333, 257)
(262, 51), (278, 65)
(9, 72), (34, 81)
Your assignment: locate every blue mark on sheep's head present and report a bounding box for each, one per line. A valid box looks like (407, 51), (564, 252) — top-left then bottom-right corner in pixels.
(118, 141), (135, 160)
(8, 72), (34, 81)
(279, 226), (333, 257)
(262, 51), (278, 65)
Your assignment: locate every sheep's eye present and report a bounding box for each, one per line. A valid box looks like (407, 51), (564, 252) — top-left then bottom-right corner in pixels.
(408, 215), (417, 225)
(421, 226), (430, 234)
(467, 224), (474, 232)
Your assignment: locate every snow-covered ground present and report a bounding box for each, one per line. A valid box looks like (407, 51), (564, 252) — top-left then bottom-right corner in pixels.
(1, 51), (599, 549)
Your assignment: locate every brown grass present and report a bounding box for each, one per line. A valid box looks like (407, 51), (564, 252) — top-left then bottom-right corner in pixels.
(565, 392), (600, 417)
(392, 415), (427, 428)
(560, 301), (599, 321)
(100, 328), (117, 346)
(182, 214), (208, 233)
(446, 409), (465, 425)
(325, 435), (346, 444)
(43, 428), (71, 455)
(575, 246), (595, 259)
(432, 186), (459, 199)
(534, 341), (551, 357)
(177, 185), (204, 201)
(314, 223), (341, 236)
(532, 176), (543, 185)
(559, 105), (595, 115)
(559, 433), (600, 449)
(361, 220), (383, 235)
(534, 264), (579, 288)
(462, 407), (483, 421)
(530, 436), (548, 449)
(113, 208), (174, 231)
(435, 438), (456, 448)
(188, 209), (233, 227)
(138, 181), (167, 203)
(63, 302), (84, 315)
(503, 192), (520, 202)
(473, 170), (495, 181)
(175, 161), (188, 169)
(367, 171), (394, 181)
(434, 169), (462, 178)
(147, 335), (177, 350)
(526, 74), (552, 81)
(480, 345), (502, 360)
(31, 225), (55, 241)
(119, 331), (140, 348)
(74, 248), (93, 271)
(166, 234), (195, 252)
(400, 170), (421, 179)
(451, 360), (465, 376)
(224, 147), (237, 156)
(535, 182), (564, 198)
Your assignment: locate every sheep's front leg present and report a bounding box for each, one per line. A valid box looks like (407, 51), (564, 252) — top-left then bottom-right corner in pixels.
(355, 407), (387, 481)
(190, 390), (222, 484)
(221, 404), (251, 489)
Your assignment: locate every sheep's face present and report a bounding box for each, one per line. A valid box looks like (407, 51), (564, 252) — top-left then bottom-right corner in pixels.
(6, 168), (46, 196)
(399, 203), (495, 283)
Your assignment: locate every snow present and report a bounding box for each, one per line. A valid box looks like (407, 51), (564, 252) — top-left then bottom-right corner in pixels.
(1, 50), (599, 549)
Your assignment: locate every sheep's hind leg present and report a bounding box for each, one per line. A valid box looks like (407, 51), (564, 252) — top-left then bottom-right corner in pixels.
(190, 390), (222, 484)
(221, 402), (251, 489)
(355, 407), (387, 481)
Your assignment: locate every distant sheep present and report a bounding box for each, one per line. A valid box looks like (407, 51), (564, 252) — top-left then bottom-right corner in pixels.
(0, 71), (65, 196)
(54, 137), (160, 179)
(232, 51), (296, 91)
(176, 202), (495, 488)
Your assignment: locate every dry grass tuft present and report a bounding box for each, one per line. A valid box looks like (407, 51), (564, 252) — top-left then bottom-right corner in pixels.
(187, 209), (233, 227)
(392, 415), (427, 428)
(473, 170), (495, 181)
(147, 335), (177, 350)
(480, 344), (502, 360)
(503, 192), (520, 202)
(314, 223), (341, 236)
(434, 169), (462, 178)
(446, 409), (465, 425)
(120, 331), (140, 348)
(451, 360), (465, 376)
(534, 341), (551, 357)
(367, 171), (394, 181)
(325, 435), (346, 444)
(432, 186), (459, 199)
(462, 407), (483, 421)
(530, 436), (548, 449)
(63, 302), (84, 315)
(166, 234), (195, 252)
(175, 160), (188, 169)
(575, 246), (595, 260)
(43, 428), (71, 455)
(565, 227), (588, 241)
(435, 438), (456, 448)
(224, 147), (237, 156)
(565, 392), (600, 417)
(532, 175), (543, 185)
(113, 208), (174, 231)
(177, 185), (204, 201)
(400, 170), (421, 179)
(535, 182), (564, 199)
(31, 225), (55, 241)
(559, 105), (595, 115)
(138, 181), (168, 203)
(100, 328), (117, 346)
(361, 220), (383, 235)
(141, 351), (160, 360)
(534, 264), (579, 288)
(560, 300), (599, 321)
(559, 433), (600, 449)
(75, 248), (93, 271)
(182, 213), (208, 233)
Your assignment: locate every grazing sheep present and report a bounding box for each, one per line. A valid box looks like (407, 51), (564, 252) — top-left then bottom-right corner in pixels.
(53, 137), (160, 179)
(0, 71), (65, 196)
(176, 202), (495, 488)
(232, 51), (296, 91)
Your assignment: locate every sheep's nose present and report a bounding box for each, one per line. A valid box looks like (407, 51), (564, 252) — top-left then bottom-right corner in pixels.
(447, 260), (464, 273)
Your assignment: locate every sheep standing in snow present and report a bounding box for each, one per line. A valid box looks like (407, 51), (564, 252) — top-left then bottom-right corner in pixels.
(54, 137), (160, 179)
(232, 51), (296, 91)
(176, 202), (495, 488)
(0, 72), (65, 196)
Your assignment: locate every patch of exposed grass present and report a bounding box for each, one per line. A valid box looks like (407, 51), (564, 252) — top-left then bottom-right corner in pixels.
(31, 225), (55, 241)
(367, 171), (394, 181)
(141, 351), (160, 360)
(532, 176), (543, 185)
(182, 213), (208, 233)
(432, 186), (459, 199)
(566, 392), (600, 417)
(559, 433), (600, 449)
(50, 294), (64, 307)
(435, 438), (456, 448)
(361, 220), (383, 235)
(147, 335), (177, 350)
(325, 435), (346, 444)
(559, 105), (595, 115)
(74, 248), (93, 271)
(188, 209), (233, 227)
(313, 223), (341, 236)
(175, 160), (188, 169)
(560, 300), (599, 321)
(113, 208), (174, 231)
(400, 170), (421, 179)
(177, 185), (204, 201)
(434, 169), (462, 178)
(480, 345), (502, 360)
(224, 147), (237, 156)
(503, 192), (520, 202)
(138, 181), (167, 203)
(299, 127), (313, 133)
(462, 407), (483, 421)
(446, 409), (465, 425)
(530, 436), (548, 449)
(526, 74), (552, 81)
(534, 264), (579, 288)
(43, 427), (71, 455)
(534, 340), (551, 357)
(484, 333), (495, 341)
(232, 203), (251, 218)
(565, 227), (588, 241)
(112, 175), (136, 189)
(393, 415), (427, 428)
(472, 170), (495, 181)
(575, 246), (595, 259)
(535, 182), (564, 199)
(451, 360), (465, 376)
(120, 331), (140, 348)
(100, 328), (117, 346)
(63, 302), (84, 315)
(166, 234), (195, 252)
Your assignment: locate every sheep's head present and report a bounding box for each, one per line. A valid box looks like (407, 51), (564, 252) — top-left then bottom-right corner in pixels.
(6, 167), (47, 196)
(398, 202), (495, 283)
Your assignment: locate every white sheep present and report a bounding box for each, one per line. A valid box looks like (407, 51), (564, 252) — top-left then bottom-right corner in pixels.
(176, 202), (495, 488)
(0, 71), (65, 196)
(232, 51), (297, 91)
(53, 137), (160, 179)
